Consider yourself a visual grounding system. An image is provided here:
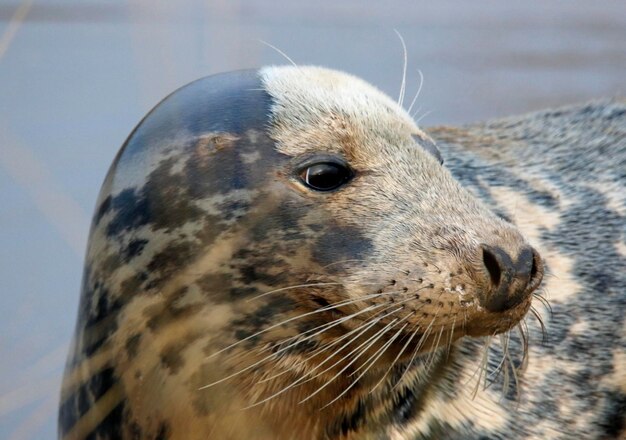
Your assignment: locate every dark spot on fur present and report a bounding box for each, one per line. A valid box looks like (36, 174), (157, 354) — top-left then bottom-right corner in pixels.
(219, 199), (251, 221)
(105, 188), (151, 237)
(238, 264), (286, 286)
(146, 241), (197, 288)
(196, 273), (233, 300)
(58, 367), (118, 436)
(312, 296), (331, 308)
(124, 239), (149, 262)
(393, 383), (420, 424)
(598, 391), (626, 438)
(229, 286), (258, 297)
(231, 296), (294, 344)
(125, 334), (141, 359)
(128, 420), (143, 439)
(94, 195), (112, 225)
(160, 345), (185, 375)
(335, 398), (367, 436)
(85, 401), (124, 440)
(154, 421), (171, 440)
(145, 301), (203, 332)
(312, 224), (373, 267)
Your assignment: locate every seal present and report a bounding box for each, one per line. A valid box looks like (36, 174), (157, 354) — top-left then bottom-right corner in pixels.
(58, 66), (625, 439)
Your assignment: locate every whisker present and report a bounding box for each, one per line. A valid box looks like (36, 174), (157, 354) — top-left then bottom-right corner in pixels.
(324, 321), (410, 408)
(393, 315), (437, 389)
(350, 313), (414, 376)
(263, 304), (410, 396)
(487, 332), (509, 388)
(205, 291), (397, 361)
(424, 324), (445, 371)
(298, 315), (404, 404)
(245, 310), (404, 410)
(407, 69), (424, 115)
(529, 305), (548, 344)
(505, 330), (522, 403)
(301, 302), (415, 382)
(470, 335), (492, 399)
(370, 314), (422, 393)
(247, 282), (343, 301)
(279, 295), (420, 381)
(258, 40), (297, 66)
(415, 110), (433, 124)
(445, 314), (457, 357)
(532, 293), (553, 317)
(320, 259), (366, 269)
(298, 298), (408, 363)
(256, 303), (388, 383)
(250, 309), (394, 401)
(393, 29), (408, 107)
(518, 322), (529, 372)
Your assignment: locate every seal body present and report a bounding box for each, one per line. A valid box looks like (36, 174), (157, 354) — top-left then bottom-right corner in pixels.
(58, 66), (624, 439)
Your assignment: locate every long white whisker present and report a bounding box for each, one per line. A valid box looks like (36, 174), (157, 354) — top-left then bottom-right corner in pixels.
(258, 40), (297, 66)
(244, 309), (404, 410)
(258, 293), (418, 385)
(302, 306), (407, 382)
(393, 316), (436, 390)
(247, 282), (343, 301)
(394, 29), (408, 107)
(407, 69), (424, 114)
(424, 324), (445, 371)
(324, 321), (410, 408)
(369, 321), (417, 392)
(248, 309), (393, 404)
(446, 314), (457, 357)
(205, 291), (397, 361)
(350, 312), (414, 376)
(256, 303), (387, 383)
(470, 335), (493, 398)
(415, 110), (433, 124)
(298, 314), (404, 404)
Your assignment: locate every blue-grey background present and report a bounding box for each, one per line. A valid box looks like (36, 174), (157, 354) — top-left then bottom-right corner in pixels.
(1, 0), (624, 438)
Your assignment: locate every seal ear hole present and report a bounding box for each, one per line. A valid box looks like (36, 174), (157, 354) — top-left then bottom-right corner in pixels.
(298, 162), (353, 192)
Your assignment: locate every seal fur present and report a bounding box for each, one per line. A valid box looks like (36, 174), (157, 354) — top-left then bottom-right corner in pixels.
(58, 66), (625, 439)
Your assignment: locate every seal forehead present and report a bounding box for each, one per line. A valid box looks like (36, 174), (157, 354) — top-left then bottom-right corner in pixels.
(259, 65), (430, 162)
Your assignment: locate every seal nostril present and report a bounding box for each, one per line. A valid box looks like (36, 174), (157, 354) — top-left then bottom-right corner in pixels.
(528, 248), (543, 288)
(482, 247), (502, 287)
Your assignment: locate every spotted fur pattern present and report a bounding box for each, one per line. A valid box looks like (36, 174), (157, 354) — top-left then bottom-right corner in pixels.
(58, 66), (625, 439)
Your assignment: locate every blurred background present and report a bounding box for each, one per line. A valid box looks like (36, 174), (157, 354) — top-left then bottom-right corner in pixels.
(0, 0), (624, 438)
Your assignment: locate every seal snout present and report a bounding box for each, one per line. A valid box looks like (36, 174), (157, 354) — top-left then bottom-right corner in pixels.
(478, 244), (543, 313)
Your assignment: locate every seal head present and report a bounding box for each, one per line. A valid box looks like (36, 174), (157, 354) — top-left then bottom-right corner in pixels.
(59, 66), (543, 439)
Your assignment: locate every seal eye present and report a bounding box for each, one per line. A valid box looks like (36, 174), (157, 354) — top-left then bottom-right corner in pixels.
(299, 162), (353, 191)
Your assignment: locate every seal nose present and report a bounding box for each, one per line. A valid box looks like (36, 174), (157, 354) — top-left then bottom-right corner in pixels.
(479, 244), (543, 313)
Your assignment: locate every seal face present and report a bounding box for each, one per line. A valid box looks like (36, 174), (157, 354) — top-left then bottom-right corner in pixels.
(59, 66), (547, 439)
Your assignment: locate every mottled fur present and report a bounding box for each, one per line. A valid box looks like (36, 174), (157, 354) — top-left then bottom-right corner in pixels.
(59, 67), (625, 439)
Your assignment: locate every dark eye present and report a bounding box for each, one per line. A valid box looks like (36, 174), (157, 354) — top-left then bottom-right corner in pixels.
(299, 162), (353, 191)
